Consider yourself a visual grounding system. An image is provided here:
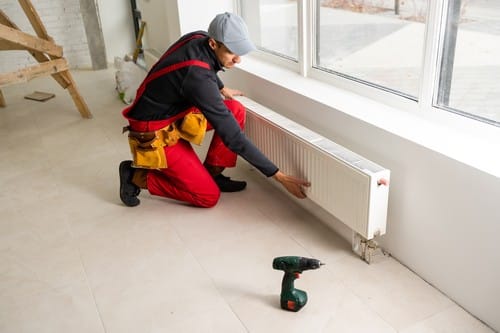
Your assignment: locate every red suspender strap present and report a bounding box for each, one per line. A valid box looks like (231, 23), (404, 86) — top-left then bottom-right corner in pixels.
(123, 34), (209, 118)
(145, 60), (210, 85)
(131, 59), (210, 110)
(155, 34), (206, 66)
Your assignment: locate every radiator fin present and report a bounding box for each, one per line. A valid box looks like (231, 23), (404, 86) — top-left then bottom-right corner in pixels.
(240, 97), (390, 239)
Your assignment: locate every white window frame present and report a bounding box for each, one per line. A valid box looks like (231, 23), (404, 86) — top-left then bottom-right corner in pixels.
(237, 0), (499, 127)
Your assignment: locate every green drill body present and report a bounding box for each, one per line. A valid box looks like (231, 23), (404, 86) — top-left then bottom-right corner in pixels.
(272, 256), (324, 312)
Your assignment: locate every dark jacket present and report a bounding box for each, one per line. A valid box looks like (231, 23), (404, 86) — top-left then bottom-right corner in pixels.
(126, 31), (278, 177)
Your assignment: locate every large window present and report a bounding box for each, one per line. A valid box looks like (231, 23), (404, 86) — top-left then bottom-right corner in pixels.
(240, 0), (299, 60)
(315, 0), (427, 99)
(240, 0), (500, 127)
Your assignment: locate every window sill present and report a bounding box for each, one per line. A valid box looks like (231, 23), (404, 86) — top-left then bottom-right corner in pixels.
(234, 56), (500, 178)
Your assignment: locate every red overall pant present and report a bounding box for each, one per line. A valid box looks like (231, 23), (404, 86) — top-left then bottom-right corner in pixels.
(126, 100), (246, 208)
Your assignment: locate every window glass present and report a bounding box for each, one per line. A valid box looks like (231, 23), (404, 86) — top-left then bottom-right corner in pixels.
(240, 0), (298, 61)
(436, 1), (500, 125)
(315, 0), (428, 98)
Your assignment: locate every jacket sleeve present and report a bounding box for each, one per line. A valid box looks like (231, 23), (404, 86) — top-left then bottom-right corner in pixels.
(181, 67), (279, 177)
(216, 75), (224, 90)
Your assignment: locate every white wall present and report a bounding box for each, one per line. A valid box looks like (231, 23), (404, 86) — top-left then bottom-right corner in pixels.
(97, 0), (136, 63)
(177, 0), (234, 35)
(135, 0), (177, 53)
(136, 0), (235, 55)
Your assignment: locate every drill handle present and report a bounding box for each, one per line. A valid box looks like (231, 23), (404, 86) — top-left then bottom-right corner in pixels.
(281, 272), (298, 291)
(280, 271), (307, 311)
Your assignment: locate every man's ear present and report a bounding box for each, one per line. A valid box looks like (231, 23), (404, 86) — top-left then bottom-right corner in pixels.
(208, 38), (217, 51)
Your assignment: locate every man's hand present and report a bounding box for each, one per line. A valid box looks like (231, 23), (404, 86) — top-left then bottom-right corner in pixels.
(273, 171), (311, 199)
(220, 87), (244, 100)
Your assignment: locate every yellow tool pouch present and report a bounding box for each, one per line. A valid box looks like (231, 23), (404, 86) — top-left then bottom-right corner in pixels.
(125, 112), (206, 169)
(126, 124), (180, 169)
(176, 112), (207, 145)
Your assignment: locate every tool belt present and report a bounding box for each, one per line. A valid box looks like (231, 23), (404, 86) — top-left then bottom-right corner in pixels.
(124, 112), (207, 169)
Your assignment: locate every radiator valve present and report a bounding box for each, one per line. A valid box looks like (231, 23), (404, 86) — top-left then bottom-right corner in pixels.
(377, 178), (389, 186)
(352, 232), (388, 264)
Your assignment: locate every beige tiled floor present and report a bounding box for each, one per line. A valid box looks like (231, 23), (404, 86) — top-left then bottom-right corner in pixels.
(0, 69), (494, 332)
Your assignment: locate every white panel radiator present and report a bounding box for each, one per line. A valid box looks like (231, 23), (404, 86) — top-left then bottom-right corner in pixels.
(239, 97), (390, 240)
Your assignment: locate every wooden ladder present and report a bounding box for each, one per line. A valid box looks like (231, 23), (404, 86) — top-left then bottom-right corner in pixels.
(0, 0), (92, 118)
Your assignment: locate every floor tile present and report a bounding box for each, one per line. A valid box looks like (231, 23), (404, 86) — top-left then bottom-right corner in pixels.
(400, 305), (494, 333)
(334, 255), (455, 330)
(0, 279), (104, 333)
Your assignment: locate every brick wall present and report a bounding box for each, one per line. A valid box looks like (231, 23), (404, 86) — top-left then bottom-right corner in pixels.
(0, 0), (92, 72)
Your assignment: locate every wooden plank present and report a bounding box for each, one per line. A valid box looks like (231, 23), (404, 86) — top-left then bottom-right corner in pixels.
(0, 39), (24, 51)
(0, 58), (68, 87)
(18, 0), (52, 42)
(0, 11), (24, 51)
(0, 10), (19, 29)
(1, 1), (92, 118)
(21, 49), (71, 89)
(1, 8), (70, 89)
(24, 91), (55, 102)
(0, 24), (63, 57)
(133, 21), (146, 63)
(60, 70), (92, 118)
(0, 89), (5, 107)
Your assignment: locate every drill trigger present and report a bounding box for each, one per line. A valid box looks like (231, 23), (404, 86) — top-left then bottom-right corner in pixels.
(294, 272), (300, 279)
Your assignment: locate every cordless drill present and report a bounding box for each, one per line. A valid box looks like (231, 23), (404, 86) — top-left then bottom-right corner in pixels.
(272, 256), (324, 312)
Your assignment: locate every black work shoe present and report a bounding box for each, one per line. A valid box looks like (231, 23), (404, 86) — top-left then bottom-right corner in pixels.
(119, 160), (140, 207)
(213, 174), (247, 192)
